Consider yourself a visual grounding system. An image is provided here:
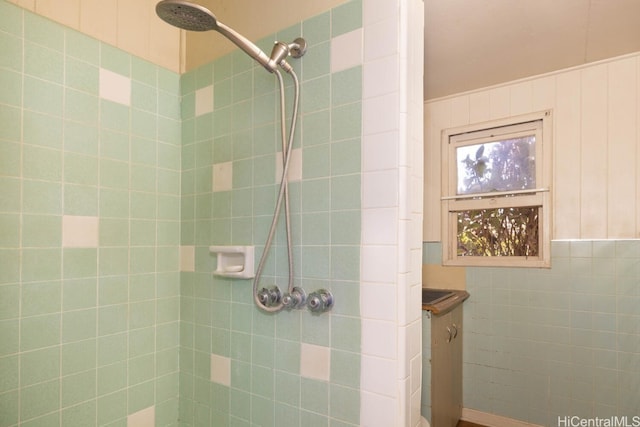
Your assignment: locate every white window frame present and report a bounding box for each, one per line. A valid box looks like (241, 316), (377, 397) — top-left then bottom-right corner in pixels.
(441, 110), (552, 268)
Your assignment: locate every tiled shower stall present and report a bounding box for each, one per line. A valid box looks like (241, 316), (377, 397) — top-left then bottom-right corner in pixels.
(0, 0), (425, 426)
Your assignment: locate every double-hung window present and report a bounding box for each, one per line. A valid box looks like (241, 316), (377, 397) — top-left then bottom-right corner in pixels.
(441, 111), (552, 267)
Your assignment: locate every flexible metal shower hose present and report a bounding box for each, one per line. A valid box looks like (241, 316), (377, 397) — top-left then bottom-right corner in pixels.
(252, 68), (300, 312)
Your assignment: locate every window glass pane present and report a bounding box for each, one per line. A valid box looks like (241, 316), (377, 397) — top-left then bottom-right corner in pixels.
(456, 136), (536, 195)
(456, 207), (539, 257)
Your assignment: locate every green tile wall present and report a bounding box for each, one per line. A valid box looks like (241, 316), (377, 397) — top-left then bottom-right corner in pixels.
(178, 3), (362, 427)
(0, 1), (181, 425)
(422, 240), (640, 425)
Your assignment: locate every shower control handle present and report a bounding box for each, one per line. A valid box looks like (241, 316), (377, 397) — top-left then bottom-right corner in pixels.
(307, 289), (333, 313)
(257, 286), (282, 308)
(282, 287), (307, 309)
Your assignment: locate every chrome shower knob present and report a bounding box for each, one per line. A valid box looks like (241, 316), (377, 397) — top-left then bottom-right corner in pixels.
(282, 287), (307, 309)
(257, 286), (282, 308)
(307, 289), (333, 313)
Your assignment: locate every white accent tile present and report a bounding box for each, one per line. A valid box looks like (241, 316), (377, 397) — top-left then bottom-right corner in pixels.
(195, 85), (214, 116)
(213, 161), (233, 192)
(210, 353), (231, 386)
(300, 343), (330, 381)
(362, 208), (398, 245)
(364, 17), (399, 62)
(363, 131), (399, 172)
(180, 245), (195, 272)
(127, 406), (155, 427)
(275, 147), (302, 183)
(362, 319), (397, 359)
(99, 68), (131, 106)
(361, 282), (397, 321)
(363, 92), (399, 136)
(361, 245), (397, 283)
(361, 355), (396, 397)
(62, 215), (99, 248)
(363, 0), (398, 26)
(363, 55), (399, 99)
(363, 170), (398, 208)
(360, 391), (397, 427)
(331, 28), (363, 73)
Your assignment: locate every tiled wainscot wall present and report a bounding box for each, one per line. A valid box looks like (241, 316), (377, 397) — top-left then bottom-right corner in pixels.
(422, 240), (640, 426)
(0, 2), (182, 425)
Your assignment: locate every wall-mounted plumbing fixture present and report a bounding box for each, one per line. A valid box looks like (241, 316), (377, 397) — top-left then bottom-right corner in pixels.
(307, 289), (334, 313)
(156, 1), (332, 314)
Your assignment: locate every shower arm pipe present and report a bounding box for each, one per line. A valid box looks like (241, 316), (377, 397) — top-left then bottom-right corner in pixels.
(214, 21), (275, 72)
(252, 67), (300, 312)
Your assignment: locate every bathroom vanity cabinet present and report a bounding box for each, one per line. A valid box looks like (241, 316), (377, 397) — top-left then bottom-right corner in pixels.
(429, 302), (464, 426)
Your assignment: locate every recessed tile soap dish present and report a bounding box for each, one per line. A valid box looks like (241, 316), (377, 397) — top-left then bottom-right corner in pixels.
(209, 246), (255, 279)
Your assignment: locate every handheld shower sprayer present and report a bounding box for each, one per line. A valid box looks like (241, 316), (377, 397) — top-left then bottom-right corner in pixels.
(156, 1), (322, 314)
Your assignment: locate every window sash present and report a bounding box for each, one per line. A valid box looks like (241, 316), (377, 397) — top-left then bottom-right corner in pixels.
(440, 110), (552, 268)
(448, 120), (543, 198)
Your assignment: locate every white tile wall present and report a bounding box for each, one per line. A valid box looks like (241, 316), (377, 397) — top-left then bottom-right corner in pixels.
(362, 170), (399, 209)
(361, 319), (397, 359)
(363, 92), (400, 136)
(363, 55), (399, 99)
(361, 355), (397, 397)
(362, 208), (398, 245)
(360, 0), (424, 425)
(362, 131), (399, 172)
(360, 282), (397, 321)
(361, 390), (397, 427)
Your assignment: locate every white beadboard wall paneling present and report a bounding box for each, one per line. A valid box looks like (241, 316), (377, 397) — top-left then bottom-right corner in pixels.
(607, 57), (637, 238)
(580, 64), (609, 238)
(554, 70), (582, 239)
(532, 75), (556, 111)
(469, 91), (492, 124)
(449, 95), (470, 127)
(489, 86), (511, 119)
(423, 99), (449, 241)
(509, 81), (534, 116)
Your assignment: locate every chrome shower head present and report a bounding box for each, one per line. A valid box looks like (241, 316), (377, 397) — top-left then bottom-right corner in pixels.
(155, 0), (275, 71)
(155, 0), (217, 31)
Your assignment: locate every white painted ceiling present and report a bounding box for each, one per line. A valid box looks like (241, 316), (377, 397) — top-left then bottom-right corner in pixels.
(424, 0), (640, 100)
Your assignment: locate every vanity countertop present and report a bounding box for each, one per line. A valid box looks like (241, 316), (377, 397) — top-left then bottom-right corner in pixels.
(421, 288), (469, 315)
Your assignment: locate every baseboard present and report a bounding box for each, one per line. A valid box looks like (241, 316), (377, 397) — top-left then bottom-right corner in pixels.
(461, 408), (544, 427)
